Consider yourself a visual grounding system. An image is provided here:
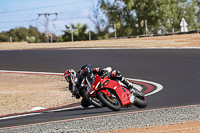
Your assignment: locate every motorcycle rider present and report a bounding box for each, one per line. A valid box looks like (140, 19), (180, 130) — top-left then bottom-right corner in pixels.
(64, 64), (136, 107)
(64, 69), (92, 107)
(64, 69), (80, 99)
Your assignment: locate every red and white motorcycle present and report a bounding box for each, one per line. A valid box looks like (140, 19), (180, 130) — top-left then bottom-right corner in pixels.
(83, 68), (148, 111)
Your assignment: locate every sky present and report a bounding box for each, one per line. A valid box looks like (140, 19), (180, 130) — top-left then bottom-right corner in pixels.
(0, 0), (99, 35)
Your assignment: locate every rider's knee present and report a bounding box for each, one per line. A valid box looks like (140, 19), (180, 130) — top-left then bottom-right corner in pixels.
(111, 70), (122, 80)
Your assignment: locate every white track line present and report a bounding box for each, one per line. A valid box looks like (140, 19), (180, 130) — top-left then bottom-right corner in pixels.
(127, 78), (163, 96)
(0, 105), (82, 121)
(0, 70), (63, 76)
(50, 105), (82, 112)
(0, 113), (43, 121)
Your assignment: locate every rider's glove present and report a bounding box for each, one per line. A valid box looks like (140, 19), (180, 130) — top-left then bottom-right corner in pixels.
(101, 67), (112, 78)
(101, 70), (108, 78)
(93, 67), (106, 76)
(93, 68), (100, 74)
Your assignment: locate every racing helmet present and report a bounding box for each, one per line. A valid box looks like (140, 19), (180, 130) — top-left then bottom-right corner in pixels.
(80, 64), (92, 78)
(64, 69), (76, 82)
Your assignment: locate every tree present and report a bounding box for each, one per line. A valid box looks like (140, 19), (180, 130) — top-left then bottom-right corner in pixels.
(28, 26), (46, 43)
(8, 29), (18, 42)
(99, 0), (136, 37)
(74, 23), (89, 41)
(62, 23), (89, 42)
(89, 1), (110, 39)
(15, 27), (29, 41)
(0, 33), (9, 42)
(121, 0), (174, 34)
(98, 0), (200, 36)
(198, 0), (200, 22)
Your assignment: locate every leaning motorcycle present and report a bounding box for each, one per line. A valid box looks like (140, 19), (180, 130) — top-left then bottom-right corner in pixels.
(84, 73), (148, 111)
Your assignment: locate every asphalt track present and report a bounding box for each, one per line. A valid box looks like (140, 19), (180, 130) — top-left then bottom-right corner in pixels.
(0, 49), (200, 128)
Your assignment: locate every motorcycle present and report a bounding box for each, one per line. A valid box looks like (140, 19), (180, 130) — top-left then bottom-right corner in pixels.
(84, 69), (148, 111)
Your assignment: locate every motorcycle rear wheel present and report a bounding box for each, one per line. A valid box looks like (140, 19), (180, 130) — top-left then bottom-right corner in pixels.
(98, 92), (121, 111)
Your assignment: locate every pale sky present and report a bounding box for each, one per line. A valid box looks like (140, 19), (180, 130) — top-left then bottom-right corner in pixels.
(0, 0), (99, 35)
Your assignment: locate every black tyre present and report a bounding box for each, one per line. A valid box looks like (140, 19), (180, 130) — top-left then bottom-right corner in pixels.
(133, 95), (148, 108)
(98, 92), (121, 111)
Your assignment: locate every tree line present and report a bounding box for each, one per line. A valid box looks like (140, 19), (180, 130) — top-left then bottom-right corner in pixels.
(0, 0), (199, 42)
(97, 0), (200, 37)
(0, 26), (46, 43)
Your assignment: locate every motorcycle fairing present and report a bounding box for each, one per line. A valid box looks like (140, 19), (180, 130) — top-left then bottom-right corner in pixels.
(100, 77), (132, 106)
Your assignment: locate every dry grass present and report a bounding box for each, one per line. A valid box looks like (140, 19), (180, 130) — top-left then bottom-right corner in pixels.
(0, 73), (80, 115)
(0, 34), (200, 50)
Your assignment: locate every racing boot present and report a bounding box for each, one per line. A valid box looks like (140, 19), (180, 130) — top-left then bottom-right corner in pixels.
(121, 77), (134, 90)
(111, 70), (133, 89)
(129, 92), (135, 104)
(121, 77), (141, 98)
(81, 98), (91, 108)
(111, 70), (137, 92)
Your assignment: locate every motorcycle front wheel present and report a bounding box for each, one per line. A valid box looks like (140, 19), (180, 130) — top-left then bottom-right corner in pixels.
(98, 92), (121, 111)
(133, 90), (148, 108)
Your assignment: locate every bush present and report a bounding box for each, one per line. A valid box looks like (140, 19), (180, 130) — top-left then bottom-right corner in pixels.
(0, 34), (9, 42)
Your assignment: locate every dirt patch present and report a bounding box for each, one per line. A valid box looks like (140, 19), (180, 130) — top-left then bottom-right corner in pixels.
(0, 34), (200, 50)
(0, 73), (80, 115)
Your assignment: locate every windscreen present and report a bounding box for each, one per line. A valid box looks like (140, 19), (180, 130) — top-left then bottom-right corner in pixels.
(85, 74), (95, 88)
